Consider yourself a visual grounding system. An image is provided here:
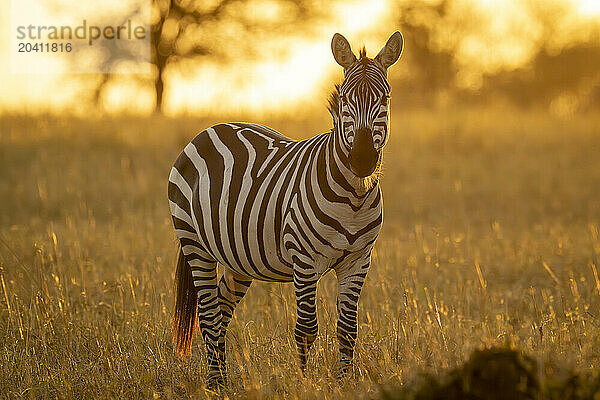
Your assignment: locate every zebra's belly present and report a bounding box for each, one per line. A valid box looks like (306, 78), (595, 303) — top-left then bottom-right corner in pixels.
(187, 165), (297, 281)
(187, 190), (295, 281)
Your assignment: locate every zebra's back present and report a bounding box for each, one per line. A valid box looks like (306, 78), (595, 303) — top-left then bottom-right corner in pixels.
(169, 122), (308, 282)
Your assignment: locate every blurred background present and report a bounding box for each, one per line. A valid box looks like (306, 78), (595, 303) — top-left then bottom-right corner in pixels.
(1, 0), (599, 119)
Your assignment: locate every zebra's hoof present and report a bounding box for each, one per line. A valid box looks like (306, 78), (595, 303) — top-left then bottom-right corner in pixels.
(337, 365), (352, 381)
(206, 375), (227, 390)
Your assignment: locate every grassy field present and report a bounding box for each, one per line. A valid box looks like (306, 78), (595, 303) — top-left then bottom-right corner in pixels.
(1, 108), (600, 399)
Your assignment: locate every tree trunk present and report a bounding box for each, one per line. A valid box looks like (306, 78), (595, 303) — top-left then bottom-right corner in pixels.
(93, 74), (111, 108)
(155, 67), (164, 114)
(151, 15), (168, 114)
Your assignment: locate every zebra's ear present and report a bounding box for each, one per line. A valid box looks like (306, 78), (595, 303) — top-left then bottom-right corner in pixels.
(375, 31), (404, 69)
(331, 33), (357, 69)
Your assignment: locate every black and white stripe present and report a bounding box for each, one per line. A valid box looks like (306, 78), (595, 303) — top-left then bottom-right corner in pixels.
(170, 31), (403, 385)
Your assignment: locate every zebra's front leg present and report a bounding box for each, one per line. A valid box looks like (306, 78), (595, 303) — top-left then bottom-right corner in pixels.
(336, 258), (370, 377)
(294, 271), (318, 371)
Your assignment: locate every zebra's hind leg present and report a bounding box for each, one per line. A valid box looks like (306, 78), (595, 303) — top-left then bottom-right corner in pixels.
(293, 271), (319, 371)
(182, 245), (225, 387)
(218, 268), (253, 333)
(217, 268), (253, 374)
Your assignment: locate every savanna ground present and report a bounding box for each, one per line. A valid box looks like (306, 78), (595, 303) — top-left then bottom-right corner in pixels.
(1, 107), (600, 399)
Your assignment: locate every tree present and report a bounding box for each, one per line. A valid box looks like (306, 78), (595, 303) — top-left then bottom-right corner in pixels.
(392, 0), (457, 106)
(390, 0), (600, 111)
(89, 0), (315, 113)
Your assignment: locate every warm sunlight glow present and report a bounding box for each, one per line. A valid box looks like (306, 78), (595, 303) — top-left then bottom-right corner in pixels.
(166, 0), (391, 116)
(0, 0), (599, 115)
(577, 0), (600, 15)
(450, 0), (543, 89)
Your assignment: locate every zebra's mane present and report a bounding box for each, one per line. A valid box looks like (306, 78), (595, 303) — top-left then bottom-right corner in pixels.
(359, 46), (367, 59)
(327, 84), (341, 125)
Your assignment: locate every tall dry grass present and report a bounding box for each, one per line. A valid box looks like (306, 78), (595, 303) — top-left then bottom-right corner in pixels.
(0, 107), (599, 398)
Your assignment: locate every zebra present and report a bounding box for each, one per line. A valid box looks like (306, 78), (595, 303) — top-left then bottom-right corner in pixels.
(169, 31), (403, 386)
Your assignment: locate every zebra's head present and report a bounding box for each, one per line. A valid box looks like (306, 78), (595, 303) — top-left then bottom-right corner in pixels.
(330, 32), (403, 178)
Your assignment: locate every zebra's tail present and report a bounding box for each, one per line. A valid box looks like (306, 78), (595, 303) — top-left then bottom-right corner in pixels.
(173, 245), (197, 357)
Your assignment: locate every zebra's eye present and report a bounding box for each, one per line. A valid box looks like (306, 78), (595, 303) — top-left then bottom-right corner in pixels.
(381, 95), (389, 106)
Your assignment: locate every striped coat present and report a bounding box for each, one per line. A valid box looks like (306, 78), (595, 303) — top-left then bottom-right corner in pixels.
(170, 31), (403, 386)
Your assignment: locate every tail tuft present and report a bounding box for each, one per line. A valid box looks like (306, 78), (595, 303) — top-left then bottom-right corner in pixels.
(173, 246), (198, 357)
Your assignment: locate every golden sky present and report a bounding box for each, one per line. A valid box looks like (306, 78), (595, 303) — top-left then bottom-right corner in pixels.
(0, 0), (598, 116)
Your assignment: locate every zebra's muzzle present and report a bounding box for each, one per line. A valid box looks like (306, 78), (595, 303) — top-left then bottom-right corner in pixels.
(349, 127), (379, 177)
